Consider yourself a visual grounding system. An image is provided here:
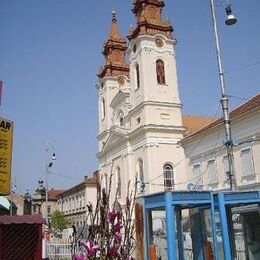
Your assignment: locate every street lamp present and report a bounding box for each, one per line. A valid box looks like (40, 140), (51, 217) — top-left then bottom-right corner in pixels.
(225, 4), (237, 26)
(45, 142), (56, 226)
(209, 0), (237, 190)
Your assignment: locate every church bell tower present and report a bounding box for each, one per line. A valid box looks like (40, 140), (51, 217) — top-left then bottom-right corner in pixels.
(127, 0), (183, 129)
(97, 11), (130, 152)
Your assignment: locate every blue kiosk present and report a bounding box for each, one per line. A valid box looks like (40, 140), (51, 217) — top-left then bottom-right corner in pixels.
(142, 190), (260, 260)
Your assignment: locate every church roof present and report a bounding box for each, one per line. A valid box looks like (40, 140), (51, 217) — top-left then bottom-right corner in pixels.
(98, 10), (129, 78)
(128, 0), (173, 40)
(182, 115), (215, 136)
(182, 93), (260, 140)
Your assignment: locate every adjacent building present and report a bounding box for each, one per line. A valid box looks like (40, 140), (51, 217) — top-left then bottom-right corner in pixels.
(31, 180), (64, 220)
(57, 173), (98, 226)
(0, 192), (31, 216)
(181, 94), (260, 191)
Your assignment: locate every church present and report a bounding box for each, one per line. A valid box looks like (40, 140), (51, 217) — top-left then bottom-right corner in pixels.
(96, 0), (212, 199)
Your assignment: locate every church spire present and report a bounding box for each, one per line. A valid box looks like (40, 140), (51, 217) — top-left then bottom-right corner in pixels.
(98, 10), (129, 79)
(128, 0), (173, 40)
(109, 9), (121, 40)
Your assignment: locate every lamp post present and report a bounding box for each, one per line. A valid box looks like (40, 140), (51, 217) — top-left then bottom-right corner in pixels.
(209, 0), (237, 190)
(45, 142), (56, 226)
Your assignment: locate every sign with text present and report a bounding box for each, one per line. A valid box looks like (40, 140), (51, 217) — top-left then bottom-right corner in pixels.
(0, 117), (13, 195)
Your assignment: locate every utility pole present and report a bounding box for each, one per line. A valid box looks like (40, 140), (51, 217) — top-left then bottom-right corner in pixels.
(209, 0), (237, 190)
(45, 142), (56, 227)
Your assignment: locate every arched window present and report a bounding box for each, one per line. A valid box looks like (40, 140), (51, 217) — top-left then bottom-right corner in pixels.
(119, 117), (124, 126)
(135, 63), (140, 89)
(136, 159), (145, 193)
(156, 59), (166, 85)
(101, 98), (105, 119)
(163, 163), (174, 191)
(137, 158), (144, 182)
(117, 110), (124, 127)
(116, 167), (121, 198)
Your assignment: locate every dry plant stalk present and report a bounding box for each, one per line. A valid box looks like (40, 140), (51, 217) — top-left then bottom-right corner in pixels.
(72, 168), (137, 260)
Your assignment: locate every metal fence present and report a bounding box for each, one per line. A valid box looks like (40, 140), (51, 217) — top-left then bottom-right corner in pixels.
(45, 242), (78, 260)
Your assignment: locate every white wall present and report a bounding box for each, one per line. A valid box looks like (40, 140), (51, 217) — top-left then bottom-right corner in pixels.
(182, 109), (260, 191)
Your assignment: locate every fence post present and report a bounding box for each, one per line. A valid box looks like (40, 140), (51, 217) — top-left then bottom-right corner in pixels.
(42, 239), (46, 259)
(165, 192), (176, 260)
(218, 193), (231, 260)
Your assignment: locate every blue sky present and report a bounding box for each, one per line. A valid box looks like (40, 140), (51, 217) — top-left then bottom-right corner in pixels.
(0, 0), (259, 194)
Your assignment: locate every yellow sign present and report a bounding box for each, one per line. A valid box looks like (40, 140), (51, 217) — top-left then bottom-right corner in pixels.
(0, 117), (13, 195)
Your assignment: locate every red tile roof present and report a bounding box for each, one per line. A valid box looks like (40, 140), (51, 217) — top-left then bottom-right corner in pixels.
(58, 172), (98, 197)
(182, 115), (215, 136)
(47, 189), (65, 200)
(183, 93), (260, 140)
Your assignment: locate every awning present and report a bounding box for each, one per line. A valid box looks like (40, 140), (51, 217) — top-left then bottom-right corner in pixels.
(0, 214), (46, 225)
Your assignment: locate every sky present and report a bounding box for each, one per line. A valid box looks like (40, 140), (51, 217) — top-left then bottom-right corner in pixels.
(0, 0), (259, 195)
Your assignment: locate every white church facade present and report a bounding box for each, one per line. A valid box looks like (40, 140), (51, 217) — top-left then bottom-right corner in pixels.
(96, 0), (260, 201)
(96, 0), (212, 200)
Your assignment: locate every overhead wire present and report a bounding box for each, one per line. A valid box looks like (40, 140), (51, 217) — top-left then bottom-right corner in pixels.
(146, 127), (225, 188)
(49, 171), (83, 181)
(225, 60), (260, 74)
(228, 94), (249, 101)
(144, 102), (222, 185)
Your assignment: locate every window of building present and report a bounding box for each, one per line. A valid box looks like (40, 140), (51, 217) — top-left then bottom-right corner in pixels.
(133, 44), (137, 53)
(120, 117), (124, 126)
(241, 148), (255, 177)
(116, 167), (121, 198)
(137, 158), (144, 182)
(163, 163), (174, 191)
(47, 206), (51, 215)
(136, 159), (145, 193)
(207, 159), (218, 184)
(117, 110), (124, 127)
(193, 163), (203, 189)
(156, 59), (166, 85)
(135, 64), (140, 89)
(101, 98), (105, 119)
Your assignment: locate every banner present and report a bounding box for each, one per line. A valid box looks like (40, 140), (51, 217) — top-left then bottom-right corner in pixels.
(0, 117), (13, 195)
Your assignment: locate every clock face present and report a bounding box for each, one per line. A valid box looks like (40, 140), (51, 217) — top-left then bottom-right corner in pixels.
(155, 38), (164, 47)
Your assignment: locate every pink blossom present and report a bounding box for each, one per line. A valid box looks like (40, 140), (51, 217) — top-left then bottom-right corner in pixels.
(81, 240), (100, 257)
(108, 210), (117, 223)
(114, 233), (122, 242)
(113, 222), (122, 233)
(73, 252), (85, 260)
